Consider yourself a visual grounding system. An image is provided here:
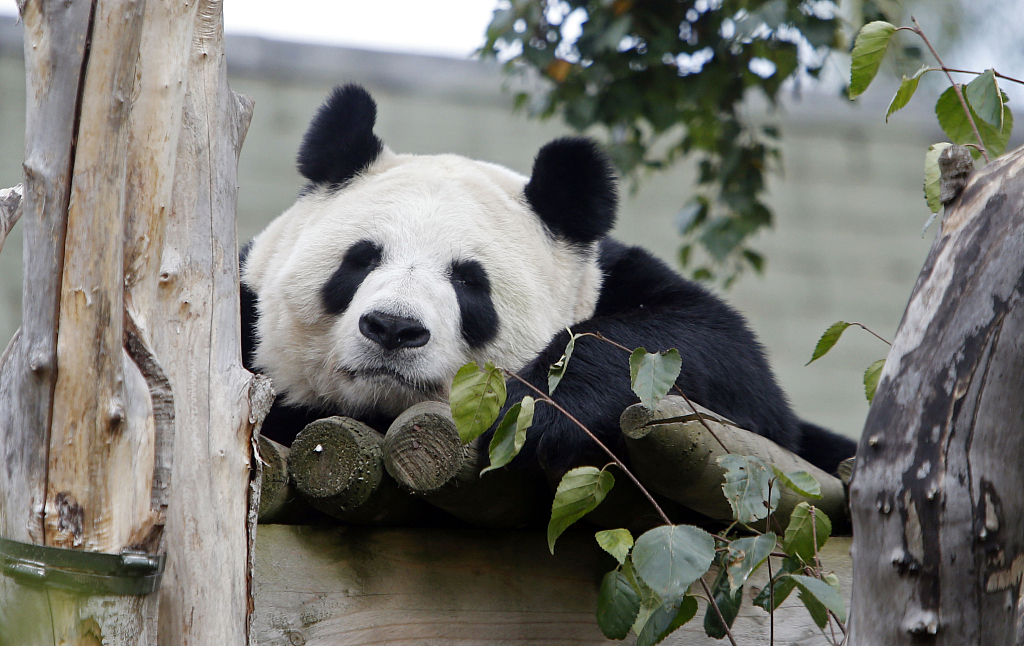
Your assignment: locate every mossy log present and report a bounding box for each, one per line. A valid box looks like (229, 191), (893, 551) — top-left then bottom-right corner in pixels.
(288, 416), (433, 525)
(256, 434), (329, 524)
(382, 401), (549, 528)
(620, 396), (849, 532)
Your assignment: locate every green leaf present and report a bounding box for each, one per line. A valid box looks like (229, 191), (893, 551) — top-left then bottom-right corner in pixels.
(924, 142), (954, 214)
(718, 454), (779, 524)
(597, 570), (642, 640)
(771, 467), (822, 499)
(629, 348), (682, 409)
(864, 358), (886, 403)
(726, 533), (778, 591)
(623, 558), (662, 635)
(965, 69), (1003, 129)
(636, 596), (698, 646)
(791, 574), (847, 623)
(936, 85), (1014, 158)
(742, 248), (765, 273)
(886, 66), (928, 121)
(806, 321), (851, 365)
(753, 572), (798, 612)
(481, 397), (534, 474)
(782, 502), (832, 563)
(450, 362), (506, 444)
(849, 21), (897, 99)
(548, 467), (615, 553)
(547, 332), (577, 395)
(703, 559), (743, 639)
(632, 525), (716, 603)
(596, 529), (634, 565)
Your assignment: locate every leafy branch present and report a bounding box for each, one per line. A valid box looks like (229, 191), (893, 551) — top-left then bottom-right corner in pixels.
(849, 17), (1016, 215)
(450, 332), (847, 643)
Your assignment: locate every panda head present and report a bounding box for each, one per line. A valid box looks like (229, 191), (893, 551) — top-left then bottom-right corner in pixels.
(243, 85), (617, 417)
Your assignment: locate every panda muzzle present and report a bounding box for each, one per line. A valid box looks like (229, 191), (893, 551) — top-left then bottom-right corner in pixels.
(358, 312), (431, 351)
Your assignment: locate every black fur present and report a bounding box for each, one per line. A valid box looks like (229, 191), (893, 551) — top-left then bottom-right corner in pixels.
(450, 259), (499, 348)
(492, 239), (857, 475)
(240, 241), (258, 369)
(298, 84), (384, 187)
(525, 137), (618, 245)
(321, 239), (383, 315)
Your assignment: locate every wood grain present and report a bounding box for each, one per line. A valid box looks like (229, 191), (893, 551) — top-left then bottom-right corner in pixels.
(253, 525), (853, 646)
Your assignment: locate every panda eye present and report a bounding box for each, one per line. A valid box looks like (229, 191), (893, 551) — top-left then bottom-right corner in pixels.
(450, 259), (489, 291)
(342, 239), (382, 270)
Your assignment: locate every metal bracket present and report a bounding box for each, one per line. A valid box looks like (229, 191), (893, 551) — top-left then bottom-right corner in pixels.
(0, 535), (165, 596)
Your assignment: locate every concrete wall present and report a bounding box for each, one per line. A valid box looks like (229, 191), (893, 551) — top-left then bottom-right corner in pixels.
(0, 17), (947, 442)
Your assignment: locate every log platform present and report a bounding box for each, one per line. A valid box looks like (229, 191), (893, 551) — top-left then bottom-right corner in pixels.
(253, 525), (853, 646)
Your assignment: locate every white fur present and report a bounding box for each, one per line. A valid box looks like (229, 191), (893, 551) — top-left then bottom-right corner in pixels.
(243, 148), (603, 416)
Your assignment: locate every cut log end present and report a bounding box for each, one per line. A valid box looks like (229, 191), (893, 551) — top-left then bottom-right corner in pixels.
(383, 400), (473, 493)
(289, 416), (383, 511)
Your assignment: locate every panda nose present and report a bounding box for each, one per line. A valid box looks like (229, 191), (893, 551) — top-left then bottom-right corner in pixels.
(359, 312), (431, 350)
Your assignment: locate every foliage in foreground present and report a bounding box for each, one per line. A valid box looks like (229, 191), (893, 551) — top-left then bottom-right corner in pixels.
(451, 334), (847, 644)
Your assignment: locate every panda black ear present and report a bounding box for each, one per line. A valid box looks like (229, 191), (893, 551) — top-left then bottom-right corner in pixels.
(524, 137), (618, 245)
(297, 84), (384, 186)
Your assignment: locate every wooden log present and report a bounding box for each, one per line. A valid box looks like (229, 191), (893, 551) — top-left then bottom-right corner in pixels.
(383, 401), (549, 528)
(149, 2), (265, 643)
(289, 417), (432, 525)
(0, 184), (20, 256)
(1, 1), (261, 643)
(620, 396), (849, 532)
(252, 525), (855, 646)
(256, 435), (326, 525)
(850, 147), (1024, 644)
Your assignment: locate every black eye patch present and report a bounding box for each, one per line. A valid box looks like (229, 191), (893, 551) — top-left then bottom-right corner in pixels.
(450, 259), (499, 348)
(321, 239), (383, 315)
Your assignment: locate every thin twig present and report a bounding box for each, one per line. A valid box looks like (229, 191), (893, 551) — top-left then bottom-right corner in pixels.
(504, 370), (673, 526)
(943, 67), (1024, 87)
(810, 506), (848, 641)
(700, 577), (740, 646)
(911, 16), (989, 162)
(849, 322), (891, 346)
(768, 556), (775, 646)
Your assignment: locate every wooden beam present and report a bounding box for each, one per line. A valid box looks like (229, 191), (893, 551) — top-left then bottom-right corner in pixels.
(253, 526), (854, 646)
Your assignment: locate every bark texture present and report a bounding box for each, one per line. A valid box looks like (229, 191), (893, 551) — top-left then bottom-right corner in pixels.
(849, 146), (1024, 644)
(0, 1), (262, 644)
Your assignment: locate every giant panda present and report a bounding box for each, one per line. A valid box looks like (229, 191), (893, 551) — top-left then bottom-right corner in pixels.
(240, 84), (857, 475)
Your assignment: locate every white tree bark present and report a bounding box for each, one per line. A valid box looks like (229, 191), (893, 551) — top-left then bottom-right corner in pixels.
(0, 1), (264, 644)
(849, 146), (1024, 644)
(0, 184), (21, 256)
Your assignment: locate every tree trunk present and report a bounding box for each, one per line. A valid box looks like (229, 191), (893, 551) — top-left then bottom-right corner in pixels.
(849, 146), (1024, 644)
(0, 1), (263, 644)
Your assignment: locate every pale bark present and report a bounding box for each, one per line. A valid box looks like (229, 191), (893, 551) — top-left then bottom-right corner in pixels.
(0, 184), (21, 255)
(0, 1), (262, 644)
(849, 146), (1024, 644)
(151, 2), (264, 644)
